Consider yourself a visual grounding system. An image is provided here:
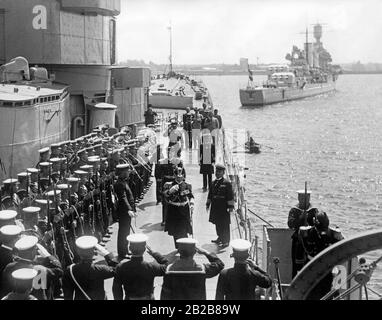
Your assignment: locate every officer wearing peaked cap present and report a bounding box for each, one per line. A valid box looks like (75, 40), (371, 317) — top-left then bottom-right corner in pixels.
(1, 268), (38, 300)
(113, 234), (169, 300)
(163, 166), (194, 248)
(0, 235), (63, 300)
(215, 239), (272, 300)
(206, 164), (235, 247)
(160, 238), (224, 300)
(62, 236), (117, 300)
(287, 188), (319, 278)
(114, 164), (137, 259)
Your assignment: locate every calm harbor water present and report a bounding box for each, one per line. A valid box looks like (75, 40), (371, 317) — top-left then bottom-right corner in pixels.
(202, 74), (382, 298)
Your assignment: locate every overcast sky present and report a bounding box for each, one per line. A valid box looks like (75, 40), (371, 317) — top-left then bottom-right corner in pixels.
(116, 0), (382, 65)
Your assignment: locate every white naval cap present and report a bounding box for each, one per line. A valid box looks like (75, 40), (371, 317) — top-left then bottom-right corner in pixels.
(14, 236), (38, 251)
(75, 236), (98, 250)
(49, 157), (62, 163)
(35, 199), (49, 206)
(17, 172), (31, 178)
(74, 170), (88, 176)
(88, 156), (101, 163)
(116, 164), (131, 171)
(57, 184), (69, 190)
(22, 207), (41, 215)
(0, 210), (18, 221)
(176, 238), (198, 251)
(27, 168), (40, 174)
(80, 165), (93, 171)
(39, 162), (52, 167)
(38, 147), (50, 154)
(230, 239), (251, 252)
(12, 268), (38, 281)
(127, 233), (148, 243)
(0, 225), (22, 237)
(3, 178), (18, 185)
(45, 190), (62, 197)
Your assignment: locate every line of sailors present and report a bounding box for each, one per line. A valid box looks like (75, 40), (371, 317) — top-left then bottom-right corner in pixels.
(1, 229), (272, 300)
(0, 124), (156, 299)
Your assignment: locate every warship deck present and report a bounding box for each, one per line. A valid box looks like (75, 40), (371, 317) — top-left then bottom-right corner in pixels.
(103, 137), (241, 300)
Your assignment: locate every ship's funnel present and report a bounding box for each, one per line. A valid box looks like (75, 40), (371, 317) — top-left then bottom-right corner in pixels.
(87, 102), (117, 131)
(0, 57), (30, 82)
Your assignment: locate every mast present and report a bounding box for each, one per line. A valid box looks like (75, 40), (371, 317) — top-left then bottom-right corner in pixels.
(305, 27), (309, 63)
(168, 22), (173, 75)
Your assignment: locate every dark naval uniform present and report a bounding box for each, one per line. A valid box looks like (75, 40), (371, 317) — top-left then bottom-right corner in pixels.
(112, 251), (169, 300)
(199, 143), (215, 190)
(163, 180), (194, 246)
(299, 224), (344, 300)
(207, 177), (234, 245)
(215, 262), (272, 300)
(114, 176), (136, 258)
(62, 256), (116, 300)
(0, 255), (63, 300)
(161, 251), (224, 300)
(287, 204), (318, 277)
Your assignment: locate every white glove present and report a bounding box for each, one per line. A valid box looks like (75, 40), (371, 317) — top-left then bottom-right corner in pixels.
(95, 244), (110, 257)
(128, 210), (137, 218)
(170, 185), (179, 194)
(36, 243), (50, 258)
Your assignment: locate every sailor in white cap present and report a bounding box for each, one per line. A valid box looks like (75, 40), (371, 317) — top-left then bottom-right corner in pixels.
(62, 235), (117, 300)
(27, 168), (40, 195)
(113, 233), (169, 300)
(1, 268), (38, 300)
(287, 187), (319, 277)
(66, 177), (80, 205)
(1, 178), (20, 210)
(0, 210), (18, 228)
(22, 207), (42, 237)
(161, 238), (224, 300)
(0, 225), (22, 273)
(0, 235), (63, 300)
(215, 239), (272, 300)
(74, 170), (88, 200)
(114, 163), (137, 259)
(37, 147), (50, 166)
(163, 166), (194, 248)
(206, 163), (235, 248)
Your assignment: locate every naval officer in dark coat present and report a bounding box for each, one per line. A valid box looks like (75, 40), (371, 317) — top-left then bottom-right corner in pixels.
(112, 234), (169, 300)
(206, 164), (235, 247)
(215, 239), (272, 300)
(114, 164), (137, 259)
(160, 238), (224, 300)
(163, 167), (194, 248)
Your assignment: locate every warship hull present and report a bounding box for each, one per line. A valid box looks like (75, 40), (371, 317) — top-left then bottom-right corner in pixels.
(240, 82), (336, 106)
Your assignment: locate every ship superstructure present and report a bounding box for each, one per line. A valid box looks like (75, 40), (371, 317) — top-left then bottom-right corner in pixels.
(0, 0), (150, 178)
(240, 24), (340, 107)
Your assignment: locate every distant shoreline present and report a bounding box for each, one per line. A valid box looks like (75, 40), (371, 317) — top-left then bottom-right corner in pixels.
(172, 71), (382, 76)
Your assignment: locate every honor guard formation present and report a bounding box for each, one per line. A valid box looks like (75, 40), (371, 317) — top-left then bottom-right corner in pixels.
(0, 106), (344, 300)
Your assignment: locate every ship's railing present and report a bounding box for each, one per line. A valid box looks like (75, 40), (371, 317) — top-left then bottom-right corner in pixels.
(221, 127), (258, 263)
